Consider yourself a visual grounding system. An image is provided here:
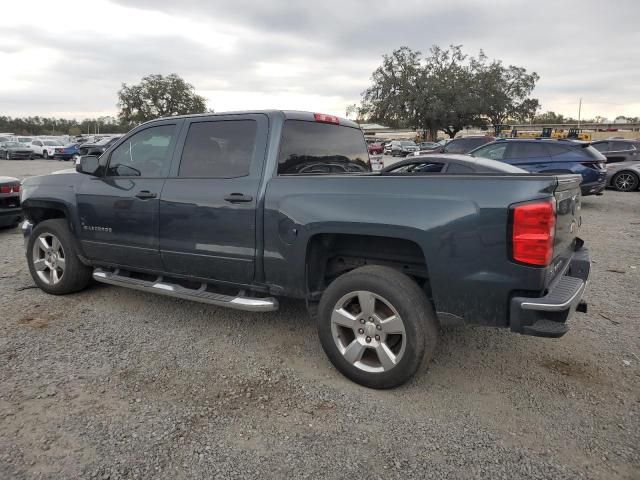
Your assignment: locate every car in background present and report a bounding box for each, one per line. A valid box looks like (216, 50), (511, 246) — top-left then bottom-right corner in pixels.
(382, 154), (528, 174)
(390, 140), (419, 157)
(0, 177), (22, 228)
(383, 141), (393, 155)
(470, 138), (607, 196)
(30, 139), (65, 159)
(15, 136), (34, 145)
(75, 135), (122, 158)
(418, 141), (439, 150)
(604, 157), (640, 192)
(421, 136), (496, 156)
(590, 139), (640, 164)
(0, 141), (34, 160)
(53, 143), (82, 161)
(367, 142), (384, 155)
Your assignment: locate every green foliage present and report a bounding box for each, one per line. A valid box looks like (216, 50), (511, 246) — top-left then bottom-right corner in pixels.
(0, 115), (129, 136)
(117, 73), (207, 126)
(360, 45), (540, 138)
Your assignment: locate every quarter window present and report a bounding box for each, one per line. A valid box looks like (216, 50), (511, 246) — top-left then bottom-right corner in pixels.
(507, 142), (549, 158)
(107, 125), (175, 177)
(179, 120), (256, 178)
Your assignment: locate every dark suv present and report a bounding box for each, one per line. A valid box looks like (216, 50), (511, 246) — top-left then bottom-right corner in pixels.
(470, 139), (607, 196)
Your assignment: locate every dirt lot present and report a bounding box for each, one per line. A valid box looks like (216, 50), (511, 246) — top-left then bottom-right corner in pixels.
(0, 159), (639, 479)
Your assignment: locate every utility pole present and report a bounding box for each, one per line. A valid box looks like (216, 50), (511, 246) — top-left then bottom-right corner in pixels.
(578, 98), (582, 129)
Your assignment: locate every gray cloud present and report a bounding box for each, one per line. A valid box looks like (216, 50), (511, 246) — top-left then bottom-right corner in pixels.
(2, 0), (639, 119)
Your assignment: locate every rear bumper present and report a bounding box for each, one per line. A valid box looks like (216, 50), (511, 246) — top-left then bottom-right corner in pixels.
(510, 244), (590, 338)
(581, 180), (606, 196)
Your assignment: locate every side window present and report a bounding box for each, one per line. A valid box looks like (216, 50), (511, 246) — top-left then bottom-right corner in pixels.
(591, 142), (610, 153)
(446, 163), (475, 173)
(107, 125), (175, 177)
(443, 140), (465, 154)
(474, 143), (507, 161)
(611, 141), (633, 151)
(507, 142), (549, 158)
(179, 120), (256, 178)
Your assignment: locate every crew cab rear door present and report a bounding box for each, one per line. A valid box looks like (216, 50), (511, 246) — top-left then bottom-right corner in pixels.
(159, 114), (268, 284)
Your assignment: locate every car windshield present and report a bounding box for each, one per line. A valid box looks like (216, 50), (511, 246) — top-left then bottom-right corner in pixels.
(3, 142), (22, 147)
(44, 140), (63, 146)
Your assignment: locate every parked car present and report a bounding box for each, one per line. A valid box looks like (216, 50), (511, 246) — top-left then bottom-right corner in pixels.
(383, 142), (393, 155)
(390, 140), (419, 156)
(590, 139), (640, 164)
(605, 159), (640, 192)
(30, 139), (65, 159)
(53, 143), (82, 161)
(367, 142), (384, 155)
(418, 141), (439, 150)
(75, 136), (122, 158)
(470, 138), (607, 196)
(421, 136), (496, 156)
(382, 154), (528, 174)
(0, 141), (33, 160)
(21, 110), (590, 389)
(0, 176), (22, 228)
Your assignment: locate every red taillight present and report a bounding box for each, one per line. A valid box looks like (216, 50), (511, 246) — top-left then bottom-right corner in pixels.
(0, 185), (20, 194)
(314, 113), (340, 125)
(511, 199), (556, 266)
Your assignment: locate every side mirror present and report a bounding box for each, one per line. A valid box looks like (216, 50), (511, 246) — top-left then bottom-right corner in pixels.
(76, 155), (100, 175)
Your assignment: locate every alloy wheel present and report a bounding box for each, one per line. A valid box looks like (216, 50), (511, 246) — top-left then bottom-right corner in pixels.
(331, 290), (406, 373)
(32, 233), (66, 285)
(614, 172), (638, 192)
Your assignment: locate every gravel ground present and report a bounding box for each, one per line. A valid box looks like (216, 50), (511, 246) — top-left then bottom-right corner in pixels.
(0, 159), (639, 479)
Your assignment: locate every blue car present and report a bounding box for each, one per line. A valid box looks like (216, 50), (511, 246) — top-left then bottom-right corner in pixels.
(470, 139), (607, 196)
(53, 143), (81, 161)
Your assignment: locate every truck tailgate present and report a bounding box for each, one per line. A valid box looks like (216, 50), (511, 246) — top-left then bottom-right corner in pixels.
(548, 174), (583, 282)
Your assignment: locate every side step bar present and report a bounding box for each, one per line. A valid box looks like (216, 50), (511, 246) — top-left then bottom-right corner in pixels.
(93, 268), (278, 312)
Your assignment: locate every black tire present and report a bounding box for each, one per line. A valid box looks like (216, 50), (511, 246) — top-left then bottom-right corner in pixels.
(317, 265), (439, 389)
(612, 171), (639, 192)
(5, 151), (10, 160)
(42, 151), (49, 159)
(26, 219), (92, 295)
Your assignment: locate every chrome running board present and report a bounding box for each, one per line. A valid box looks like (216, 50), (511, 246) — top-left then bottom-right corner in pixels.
(92, 268), (278, 312)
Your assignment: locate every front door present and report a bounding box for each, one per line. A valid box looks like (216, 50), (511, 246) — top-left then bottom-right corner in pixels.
(159, 114), (268, 285)
(76, 121), (181, 270)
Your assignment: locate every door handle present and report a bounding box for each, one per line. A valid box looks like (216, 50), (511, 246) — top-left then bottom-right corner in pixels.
(224, 193), (253, 203)
(135, 190), (157, 200)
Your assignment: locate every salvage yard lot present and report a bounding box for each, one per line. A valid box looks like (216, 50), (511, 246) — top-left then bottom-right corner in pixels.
(0, 159), (638, 479)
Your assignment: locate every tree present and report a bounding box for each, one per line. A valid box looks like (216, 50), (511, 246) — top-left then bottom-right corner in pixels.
(117, 73), (207, 126)
(472, 54), (539, 127)
(359, 45), (539, 139)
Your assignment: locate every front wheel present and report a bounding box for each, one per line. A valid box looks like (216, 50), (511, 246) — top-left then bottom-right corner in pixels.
(42, 151), (49, 159)
(26, 219), (93, 295)
(317, 265), (439, 389)
(5, 152), (10, 160)
(612, 171), (639, 192)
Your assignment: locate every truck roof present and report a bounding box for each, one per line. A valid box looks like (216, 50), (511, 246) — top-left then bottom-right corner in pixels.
(139, 110), (361, 129)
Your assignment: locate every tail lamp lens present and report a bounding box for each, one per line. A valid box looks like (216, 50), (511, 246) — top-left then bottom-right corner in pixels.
(511, 199), (556, 266)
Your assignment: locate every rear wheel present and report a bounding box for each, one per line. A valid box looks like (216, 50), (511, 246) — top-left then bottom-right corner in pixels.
(612, 171), (639, 192)
(26, 219), (92, 295)
(317, 265), (438, 389)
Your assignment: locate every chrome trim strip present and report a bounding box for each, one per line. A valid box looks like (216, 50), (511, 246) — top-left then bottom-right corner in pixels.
(521, 280), (586, 311)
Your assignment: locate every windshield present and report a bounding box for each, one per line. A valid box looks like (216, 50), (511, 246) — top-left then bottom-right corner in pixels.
(3, 142), (21, 147)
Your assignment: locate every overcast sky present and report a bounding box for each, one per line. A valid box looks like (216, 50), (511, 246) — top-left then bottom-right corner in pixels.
(1, 0), (638, 121)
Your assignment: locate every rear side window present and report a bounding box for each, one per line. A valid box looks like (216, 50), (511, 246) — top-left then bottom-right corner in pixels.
(446, 163), (475, 173)
(611, 141), (634, 151)
(507, 142), (549, 158)
(474, 143), (507, 161)
(444, 137), (488, 154)
(591, 142), (609, 153)
(546, 143), (588, 161)
(278, 120), (370, 175)
(179, 120), (256, 178)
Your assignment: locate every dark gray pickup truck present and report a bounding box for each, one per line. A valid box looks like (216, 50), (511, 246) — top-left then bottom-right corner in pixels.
(20, 110), (590, 388)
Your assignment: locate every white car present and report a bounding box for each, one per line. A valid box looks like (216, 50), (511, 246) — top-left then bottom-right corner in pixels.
(30, 139), (64, 159)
